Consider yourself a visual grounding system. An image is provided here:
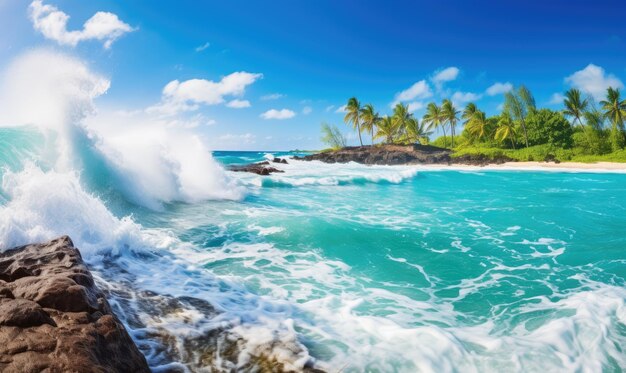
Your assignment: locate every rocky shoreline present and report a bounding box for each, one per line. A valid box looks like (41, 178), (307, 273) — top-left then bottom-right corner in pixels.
(0, 236), (150, 372)
(295, 145), (515, 166)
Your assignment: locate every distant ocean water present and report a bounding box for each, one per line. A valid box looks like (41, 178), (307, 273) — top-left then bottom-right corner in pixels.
(1, 127), (625, 372)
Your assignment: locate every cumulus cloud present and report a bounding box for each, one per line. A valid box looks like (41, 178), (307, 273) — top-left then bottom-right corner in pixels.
(226, 99), (251, 108)
(148, 71), (262, 115)
(548, 93), (565, 105)
(302, 106), (312, 115)
(260, 108), (295, 120)
(260, 93), (284, 100)
(451, 91), (482, 105)
(486, 82), (513, 96)
(565, 64), (624, 100)
(29, 0), (134, 48)
(407, 101), (425, 113)
(335, 105), (348, 113)
(195, 42), (210, 52)
(432, 67), (460, 86)
(395, 80), (433, 102)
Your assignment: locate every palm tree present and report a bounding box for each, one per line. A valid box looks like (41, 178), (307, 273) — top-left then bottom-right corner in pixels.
(344, 97), (363, 146)
(375, 116), (398, 144)
(495, 112), (517, 149)
(518, 85), (536, 112)
(465, 110), (489, 141)
(405, 117), (432, 144)
(600, 87), (626, 151)
(441, 99), (460, 147)
(563, 88), (589, 127)
(583, 108), (605, 130)
(504, 86), (533, 148)
(392, 103), (412, 140)
(423, 103), (446, 146)
(462, 103), (478, 124)
(360, 103), (379, 146)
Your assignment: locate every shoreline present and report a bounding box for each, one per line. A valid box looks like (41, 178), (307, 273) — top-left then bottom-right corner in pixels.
(429, 161), (626, 173)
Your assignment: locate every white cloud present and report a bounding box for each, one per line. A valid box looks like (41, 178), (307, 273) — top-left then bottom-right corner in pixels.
(260, 108), (296, 120)
(565, 64), (624, 100)
(486, 82), (513, 96)
(226, 99), (251, 108)
(325, 105), (335, 112)
(407, 101), (425, 112)
(260, 93), (284, 100)
(451, 91), (482, 105)
(195, 42), (210, 52)
(148, 71), (262, 115)
(395, 80), (433, 102)
(29, 0), (134, 48)
(548, 93), (565, 105)
(164, 113), (216, 129)
(335, 105), (348, 113)
(432, 67), (460, 84)
(218, 133), (256, 144)
(302, 106), (312, 115)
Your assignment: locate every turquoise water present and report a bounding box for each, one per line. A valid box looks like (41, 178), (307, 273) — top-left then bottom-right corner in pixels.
(1, 128), (625, 372)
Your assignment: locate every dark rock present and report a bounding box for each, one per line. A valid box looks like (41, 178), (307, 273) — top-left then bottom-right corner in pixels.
(298, 145), (518, 167)
(451, 153), (515, 166)
(0, 236), (150, 373)
(273, 157), (288, 164)
(297, 144), (452, 165)
(229, 161), (285, 175)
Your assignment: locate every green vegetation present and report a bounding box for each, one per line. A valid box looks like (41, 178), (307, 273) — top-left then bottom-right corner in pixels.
(323, 85), (626, 163)
(320, 123), (347, 150)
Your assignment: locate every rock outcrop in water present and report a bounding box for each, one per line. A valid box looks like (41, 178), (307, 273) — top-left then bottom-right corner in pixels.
(229, 160), (286, 175)
(0, 236), (150, 373)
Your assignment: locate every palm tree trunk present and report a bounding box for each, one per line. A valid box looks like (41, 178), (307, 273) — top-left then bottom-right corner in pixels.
(521, 118), (529, 147)
(451, 124), (455, 147)
(356, 122), (363, 147)
(442, 125), (447, 148)
(510, 136), (516, 149)
(371, 127), (374, 146)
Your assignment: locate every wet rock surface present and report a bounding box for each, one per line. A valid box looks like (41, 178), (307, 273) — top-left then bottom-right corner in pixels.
(96, 256), (325, 372)
(229, 160), (286, 175)
(0, 236), (150, 373)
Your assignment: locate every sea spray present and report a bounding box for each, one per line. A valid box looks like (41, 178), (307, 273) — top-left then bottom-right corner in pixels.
(1, 49), (625, 372)
(0, 49), (244, 210)
(0, 49), (316, 371)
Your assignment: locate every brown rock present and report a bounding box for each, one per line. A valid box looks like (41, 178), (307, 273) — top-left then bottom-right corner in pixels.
(295, 144), (453, 165)
(0, 236), (150, 373)
(228, 161), (285, 175)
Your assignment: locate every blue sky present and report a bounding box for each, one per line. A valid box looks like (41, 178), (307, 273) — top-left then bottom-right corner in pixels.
(1, 0), (625, 150)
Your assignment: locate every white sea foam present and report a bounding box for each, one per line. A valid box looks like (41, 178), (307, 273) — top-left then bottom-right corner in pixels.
(0, 49), (624, 373)
(0, 164), (149, 255)
(232, 158), (420, 188)
(0, 49), (244, 210)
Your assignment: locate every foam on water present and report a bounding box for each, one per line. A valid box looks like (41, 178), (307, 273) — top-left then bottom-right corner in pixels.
(0, 50), (625, 372)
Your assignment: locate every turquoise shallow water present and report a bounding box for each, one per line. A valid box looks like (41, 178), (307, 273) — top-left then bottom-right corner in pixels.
(1, 130), (625, 372)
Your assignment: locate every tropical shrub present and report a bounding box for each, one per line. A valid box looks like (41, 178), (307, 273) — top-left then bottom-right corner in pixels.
(320, 123), (347, 149)
(525, 109), (573, 148)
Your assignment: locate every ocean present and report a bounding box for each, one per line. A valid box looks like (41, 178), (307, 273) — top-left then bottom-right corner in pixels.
(1, 125), (625, 372)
